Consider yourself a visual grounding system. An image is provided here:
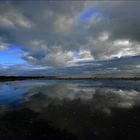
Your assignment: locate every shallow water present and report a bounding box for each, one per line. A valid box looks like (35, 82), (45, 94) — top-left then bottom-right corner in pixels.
(0, 80), (140, 139)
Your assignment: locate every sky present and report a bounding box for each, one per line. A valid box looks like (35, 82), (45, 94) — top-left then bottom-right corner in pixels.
(0, 0), (140, 76)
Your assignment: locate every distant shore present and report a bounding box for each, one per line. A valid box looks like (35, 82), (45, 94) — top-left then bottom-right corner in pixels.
(0, 76), (140, 81)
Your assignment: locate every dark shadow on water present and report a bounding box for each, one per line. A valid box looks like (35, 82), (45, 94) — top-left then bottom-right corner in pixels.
(0, 108), (78, 140)
(0, 103), (140, 139)
(42, 99), (140, 140)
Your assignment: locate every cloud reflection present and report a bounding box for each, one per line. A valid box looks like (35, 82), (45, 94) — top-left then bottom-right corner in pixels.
(20, 81), (140, 115)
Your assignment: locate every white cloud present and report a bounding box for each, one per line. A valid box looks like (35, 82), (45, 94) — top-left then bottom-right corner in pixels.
(0, 43), (7, 50)
(98, 32), (109, 41)
(113, 40), (131, 46)
(74, 50), (94, 62)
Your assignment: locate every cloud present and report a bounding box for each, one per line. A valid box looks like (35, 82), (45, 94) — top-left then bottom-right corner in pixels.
(1, 54), (140, 77)
(0, 4), (32, 29)
(0, 43), (7, 50)
(0, 1), (140, 71)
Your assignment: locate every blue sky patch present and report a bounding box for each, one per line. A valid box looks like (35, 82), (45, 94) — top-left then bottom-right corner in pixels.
(80, 6), (100, 22)
(0, 45), (25, 66)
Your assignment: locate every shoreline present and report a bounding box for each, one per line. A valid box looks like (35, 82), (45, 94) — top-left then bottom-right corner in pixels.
(0, 76), (140, 81)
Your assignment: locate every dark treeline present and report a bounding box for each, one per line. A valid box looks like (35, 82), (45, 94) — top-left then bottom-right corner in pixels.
(0, 76), (140, 81)
(0, 76), (56, 81)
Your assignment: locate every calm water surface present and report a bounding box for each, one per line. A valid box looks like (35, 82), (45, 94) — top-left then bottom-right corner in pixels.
(0, 80), (140, 139)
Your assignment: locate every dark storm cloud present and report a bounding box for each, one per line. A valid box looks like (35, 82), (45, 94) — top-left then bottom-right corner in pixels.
(86, 2), (140, 45)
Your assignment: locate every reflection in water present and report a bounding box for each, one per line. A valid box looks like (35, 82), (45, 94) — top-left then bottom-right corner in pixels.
(0, 80), (140, 139)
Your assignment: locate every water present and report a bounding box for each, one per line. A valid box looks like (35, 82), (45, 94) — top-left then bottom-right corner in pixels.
(0, 80), (140, 139)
